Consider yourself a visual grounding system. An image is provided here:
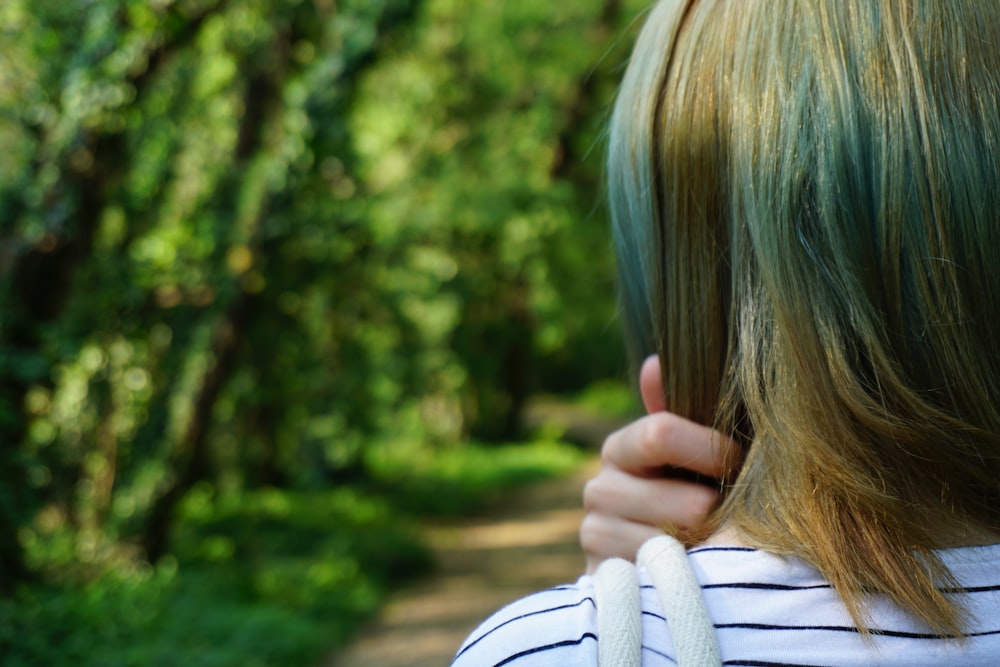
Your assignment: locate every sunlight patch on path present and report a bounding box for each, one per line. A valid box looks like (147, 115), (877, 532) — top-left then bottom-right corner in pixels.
(429, 507), (583, 550)
(326, 457), (600, 667)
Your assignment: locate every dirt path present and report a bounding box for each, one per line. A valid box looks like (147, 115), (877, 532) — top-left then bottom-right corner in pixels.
(325, 455), (601, 667)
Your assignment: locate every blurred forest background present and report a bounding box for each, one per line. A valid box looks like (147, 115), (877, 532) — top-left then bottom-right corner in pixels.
(0, 0), (645, 664)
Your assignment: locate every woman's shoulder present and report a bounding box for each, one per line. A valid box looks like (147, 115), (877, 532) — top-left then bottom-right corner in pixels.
(448, 545), (796, 667)
(450, 541), (1000, 666)
(688, 541), (1000, 665)
(450, 577), (601, 667)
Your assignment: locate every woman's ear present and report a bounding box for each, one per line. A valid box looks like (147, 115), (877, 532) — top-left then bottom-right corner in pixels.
(639, 354), (667, 414)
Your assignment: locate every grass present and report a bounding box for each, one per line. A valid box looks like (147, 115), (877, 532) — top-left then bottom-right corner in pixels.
(366, 438), (586, 516)
(1, 437), (585, 666)
(570, 379), (640, 420)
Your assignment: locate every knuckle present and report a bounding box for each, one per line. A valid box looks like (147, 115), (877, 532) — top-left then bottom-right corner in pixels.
(640, 414), (677, 461)
(582, 478), (599, 511)
(582, 475), (609, 511)
(579, 514), (608, 555)
(600, 427), (624, 465)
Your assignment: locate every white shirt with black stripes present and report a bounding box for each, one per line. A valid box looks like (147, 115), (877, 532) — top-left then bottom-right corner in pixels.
(451, 543), (1000, 666)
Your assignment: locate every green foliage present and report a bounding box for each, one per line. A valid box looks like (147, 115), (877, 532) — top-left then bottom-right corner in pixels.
(0, 0), (646, 661)
(0, 568), (330, 667)
(368, 439), (585, 516)
(352, 0), (632, 436)
(572, 380), (642, 421)
(3, 439), (583, 666)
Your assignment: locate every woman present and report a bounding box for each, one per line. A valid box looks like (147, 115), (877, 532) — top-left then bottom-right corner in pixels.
(452, 0), (1000, 664)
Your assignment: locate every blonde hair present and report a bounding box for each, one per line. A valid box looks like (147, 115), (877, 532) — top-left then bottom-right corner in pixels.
(610, 0), (1000, 636)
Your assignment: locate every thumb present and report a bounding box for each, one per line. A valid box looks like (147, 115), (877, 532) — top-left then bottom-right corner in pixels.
(639, 354), (666, 414)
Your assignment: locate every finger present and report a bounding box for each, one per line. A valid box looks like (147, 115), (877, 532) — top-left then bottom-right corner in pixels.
(639, 354), (666, 414)
(584, 467), (719, 529)
(581, 513), (664, 574)
(603, 411), (743, 480)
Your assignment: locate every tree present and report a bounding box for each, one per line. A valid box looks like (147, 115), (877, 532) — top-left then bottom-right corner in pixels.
(0, 0), (641, 585)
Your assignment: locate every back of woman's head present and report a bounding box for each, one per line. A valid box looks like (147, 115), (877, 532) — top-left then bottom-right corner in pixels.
(609, 0), (1000, 636)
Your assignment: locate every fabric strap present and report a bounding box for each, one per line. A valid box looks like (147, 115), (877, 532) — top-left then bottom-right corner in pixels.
(594, 557), (642, 667)
(594, 535), (721, 667)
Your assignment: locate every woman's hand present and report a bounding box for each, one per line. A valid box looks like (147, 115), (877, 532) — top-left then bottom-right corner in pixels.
(580, 355), (742, 573)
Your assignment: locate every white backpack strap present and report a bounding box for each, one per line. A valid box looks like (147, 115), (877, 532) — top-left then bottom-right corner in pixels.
(594, 557), (642, 667)
(637, 535), (721, 667)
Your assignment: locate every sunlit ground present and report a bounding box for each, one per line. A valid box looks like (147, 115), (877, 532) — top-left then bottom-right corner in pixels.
(328, 458), (599, 667)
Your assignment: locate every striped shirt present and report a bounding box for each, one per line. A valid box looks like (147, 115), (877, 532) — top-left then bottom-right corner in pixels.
(451, 543), (1000, 666)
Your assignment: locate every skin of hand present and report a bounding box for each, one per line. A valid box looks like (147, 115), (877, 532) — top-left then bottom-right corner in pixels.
(580, 355), (742, 573)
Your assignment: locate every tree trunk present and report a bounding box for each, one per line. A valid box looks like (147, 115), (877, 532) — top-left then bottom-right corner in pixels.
(142, 292), (254, 562)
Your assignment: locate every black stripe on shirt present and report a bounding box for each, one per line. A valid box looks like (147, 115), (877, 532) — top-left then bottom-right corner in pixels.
(716, 622), (1000, 639)
(702, 582), (832, 591)
(723, 661), (835, 667)
(490, 632), (701, 667)
(942, 583), (1000, 594)
(702, 581), (1000, 594)
(455, 583), (701, 661)
(493, 632), (597, 667)
(455, 595), (595, 660)
(689, 546), (759, 554)
(641, 643), (678, 665)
